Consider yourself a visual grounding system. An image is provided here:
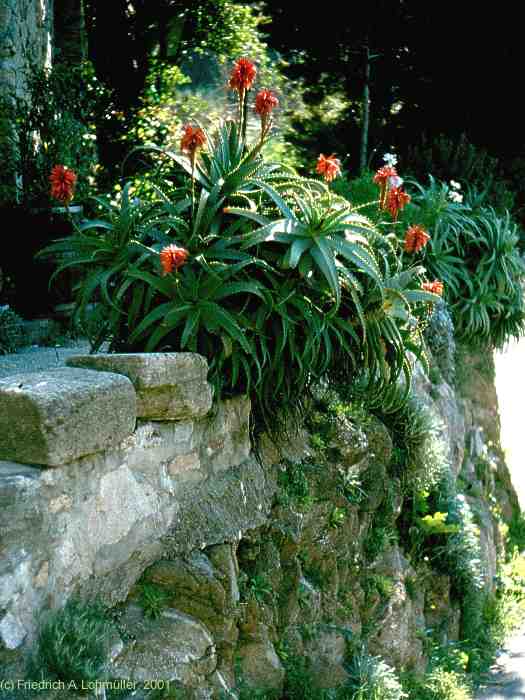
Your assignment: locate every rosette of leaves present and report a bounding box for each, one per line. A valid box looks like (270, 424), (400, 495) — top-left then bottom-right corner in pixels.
(28, 598), (115, 686)
(404, 177), (525, 348)
(39, 183), (173, 350)
(449, 207), (525, 347)
(346, 650), (407, 700)
(229, 184), (439, 403)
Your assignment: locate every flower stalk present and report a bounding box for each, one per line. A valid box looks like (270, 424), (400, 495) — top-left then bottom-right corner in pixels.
(180, 124), (206, 218)
(255, 89), (279, 144)
(229, 58), (257, 147)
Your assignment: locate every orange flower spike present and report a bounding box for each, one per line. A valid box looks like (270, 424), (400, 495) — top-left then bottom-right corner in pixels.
(229, 58), (257, 94)
(386, 186), (411, 221)
(316, 154), (342, 183)
(422, 280), (444, 296)
(160, 245), (189, 276)
(49, 165), (77, 205)
(404, 225), (430, 254)
(254, 89), (279, 139)
(180, 124), (206, 153)
(373, 165), (398, 208)
(180, 124), (206, 170)
(255, 89), (279, 116)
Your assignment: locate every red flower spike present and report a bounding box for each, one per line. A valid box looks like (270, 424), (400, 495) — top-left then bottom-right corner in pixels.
(229, 58), (257, 93)
(49, 165), (77, 205)
(180, 125), (206, 157)
(422, 280), (444, 296)
(316, 154), (342, 183)
(255, 89), (279, 116)
(373, 165), (398, 185)
(374, 165), (398, 209)
(180, 124), (206, 172)
(160, 245), (189, 276)
(386, 186), (411, 221)
(254, 89), (279, 140)
(404, 225), (430, 254)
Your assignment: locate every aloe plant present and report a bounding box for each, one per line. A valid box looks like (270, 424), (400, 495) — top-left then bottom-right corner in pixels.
(42, 59), (441, 428)
(404, 177), (525, 348)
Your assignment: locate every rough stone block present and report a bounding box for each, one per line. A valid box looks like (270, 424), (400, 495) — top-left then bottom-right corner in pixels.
(0, 461), (43, 551)
(197, 395), (251, 472)
(66, 353), (213, 420)
(237, 639), (285, 692)
(110, 604), (216, 684)
(0, 368), (136, 466)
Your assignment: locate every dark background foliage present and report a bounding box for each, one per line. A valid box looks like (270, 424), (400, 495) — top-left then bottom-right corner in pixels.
(76, 1), (525, 220)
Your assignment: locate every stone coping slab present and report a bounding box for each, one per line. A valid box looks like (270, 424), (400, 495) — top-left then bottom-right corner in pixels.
(0, 368), (136, 466)
(66, 353), (213, 420)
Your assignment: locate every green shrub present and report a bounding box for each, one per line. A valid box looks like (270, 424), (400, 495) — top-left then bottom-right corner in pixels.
(419, 667), (472, 700)
(330, 506), (347, 528)
(346, 650), (407, 700)
(339, 466), (367, 505)
(492, 552), (525, 638)
(44, 64), (439, 430)
(362, 575), (395, 600)
(403, 176), (525, 348)
(437, 489), (485, 597)
(507, 511), (525, 555)
(332, 171), (382, 222)
(394, 400), (447, 492)
(363, 522), (398, 562)
(373, 392), (448, 493)
(28, 598), (115, 686)
(424, 299), (456, 385)
(136, 581), (170, 619)
(41, 184), (167, 352)
(276, 459), (316, 510)
(240, 573), (273, 603)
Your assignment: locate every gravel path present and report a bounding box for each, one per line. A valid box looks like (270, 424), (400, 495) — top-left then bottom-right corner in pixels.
(476, 631), (525, 699)
(0, 341), (92, 379)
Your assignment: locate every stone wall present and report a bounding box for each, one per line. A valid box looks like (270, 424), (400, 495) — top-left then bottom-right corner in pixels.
(0, 341), (520, 698)
(0, 354), (273, 691)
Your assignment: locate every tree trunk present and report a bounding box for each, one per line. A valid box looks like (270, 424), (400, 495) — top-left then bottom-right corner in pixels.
(360, 46), (371, 175)
(54, 0), (87, 65)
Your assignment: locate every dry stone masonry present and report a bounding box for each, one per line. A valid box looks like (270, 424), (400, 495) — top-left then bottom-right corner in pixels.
(0, 355), (269, 670)
(0, 368), (136, 465)
(0, 344), (520, 697)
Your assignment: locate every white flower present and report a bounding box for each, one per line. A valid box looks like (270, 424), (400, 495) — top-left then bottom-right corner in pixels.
(450, 180), (461, 190)
(448, 191), (463, 203)
(383, 152), (398, 166)
(388, 175), (403, 188)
